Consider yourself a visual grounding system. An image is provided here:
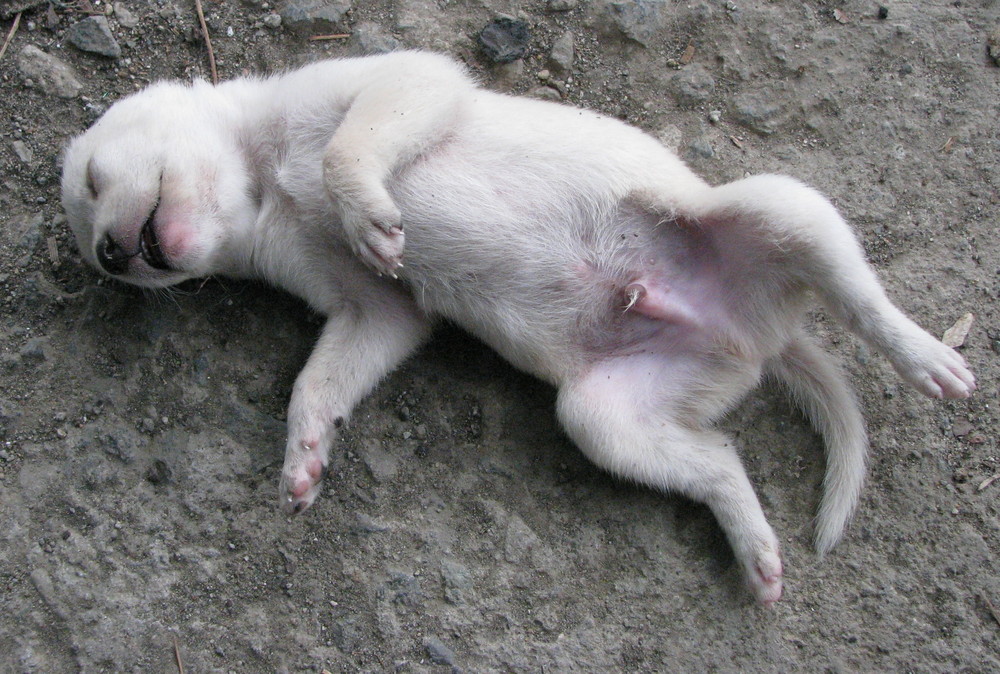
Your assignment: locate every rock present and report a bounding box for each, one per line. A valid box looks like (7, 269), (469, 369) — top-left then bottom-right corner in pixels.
(989, 29), (1000, 67)
(528, 85), (562, 102)
(280, 0), (352, 34)
(17, 46), (83, 99)
(11, 140), (33, 164)
(262, 13), (282, 28)
(548, 31), (575, 74)
(732, 93), (785, 135)
(67, 16), (122, 59)
(145, 459), (171, 484)
(424, 636), (457, 666)
(547, 0), (578, 10)
(687, 136), (715, 159)
(591, 0), (669, 47)
(360, 440), (399, 482)
(478, 17), (531, 64)
(441, 558), (472, 603)
(113, 3), (139, 29)
(349, 21), (402, 55)
(19, 336), (48, 362)
(0, 0), (46, 19)
(671, 64), (716, 107)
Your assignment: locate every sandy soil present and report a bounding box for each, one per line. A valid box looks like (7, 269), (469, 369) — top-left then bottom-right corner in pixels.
(1, 0), (998, 671)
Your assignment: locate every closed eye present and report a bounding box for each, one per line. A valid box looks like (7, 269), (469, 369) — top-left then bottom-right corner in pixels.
(85, 158), (99, 199)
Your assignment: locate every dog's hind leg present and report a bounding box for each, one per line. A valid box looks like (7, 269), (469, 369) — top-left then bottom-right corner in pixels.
(278, 290), (432, 514)
(690, 174), (975, 400)
(766, 332), (868, 555)
(556, 356), (783, 605)
(322, 53), (475, 277)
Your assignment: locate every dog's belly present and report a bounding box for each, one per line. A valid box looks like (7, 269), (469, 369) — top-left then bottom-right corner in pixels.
(390, 152), (748, 385)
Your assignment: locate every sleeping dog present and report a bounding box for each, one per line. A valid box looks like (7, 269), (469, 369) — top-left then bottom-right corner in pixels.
(60, 51), (975, 603)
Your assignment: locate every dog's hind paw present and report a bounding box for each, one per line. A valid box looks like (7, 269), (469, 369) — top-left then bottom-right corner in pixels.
(278, 442), (328, 515)
(746, 551), (784, 606)
(890, 329), (976, 400)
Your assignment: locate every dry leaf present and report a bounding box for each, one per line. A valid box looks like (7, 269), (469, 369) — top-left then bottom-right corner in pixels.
(680, 42), (696, 65)
(978, 474), (999, 492)
(942, 312), (974, 347)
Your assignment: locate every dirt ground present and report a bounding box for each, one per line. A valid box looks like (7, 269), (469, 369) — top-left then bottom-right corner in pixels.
(1, 0), (998, 671)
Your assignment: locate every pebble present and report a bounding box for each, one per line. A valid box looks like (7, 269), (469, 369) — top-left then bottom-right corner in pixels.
(280, 0), (353, 34)
(732, 92), (785, 135)
(548, 31), (575, 74)
(262, 13), (282, 29)
(478, 17), (531, 64)
(12, 140), (33, 164)
(349, 21), (401, 54)
(593, 0), (669, 48)
(113, 3), (139, 29)
(17, 46), (83, 99)
(67, 16), (122, 59)
(671, 64), (716, 107)
(547, 0), (578, 10)
(424, 636), (457, 666)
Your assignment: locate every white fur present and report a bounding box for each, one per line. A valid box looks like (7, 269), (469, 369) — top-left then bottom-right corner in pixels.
(61, 51), (975, 604)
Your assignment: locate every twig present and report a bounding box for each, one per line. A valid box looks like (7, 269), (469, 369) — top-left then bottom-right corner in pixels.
(193, 0), (218, 85)
(0, 12), (22, 64)
(309, 33), (351, 41)
(173, 635), (185, 674)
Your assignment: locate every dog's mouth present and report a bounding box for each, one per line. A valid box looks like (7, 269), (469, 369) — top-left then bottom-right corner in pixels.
(139, 201), (172, 271)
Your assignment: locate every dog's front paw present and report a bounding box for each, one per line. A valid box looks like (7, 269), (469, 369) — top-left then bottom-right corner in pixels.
(343, 206), (405, 278)
(891, 330), (976, 399)
(278, 440), (328, 515)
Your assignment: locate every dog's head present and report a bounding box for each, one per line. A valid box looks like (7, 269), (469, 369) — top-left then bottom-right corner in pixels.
(61, 81), (255, 288)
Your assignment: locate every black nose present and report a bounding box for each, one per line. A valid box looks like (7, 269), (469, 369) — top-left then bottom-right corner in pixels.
(97, 233), (131, 275)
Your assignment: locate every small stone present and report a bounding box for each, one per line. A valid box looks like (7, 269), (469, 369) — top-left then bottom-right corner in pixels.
(708, 110), (722, 123)
(145, 459), (171, 484)
(349, 21), (401, 54)
(424, 636), (457, 666)
(17, 46), (83, 99)
(671, 64), (716, 107)
(360, 440), (399, 482)
(353, 512), (390, 533)
(989, 29), (1000, 67)
(951, 417), (974, 438)
(528, 85), (562, 102)
(114, 3), (139, 29)
(732, 93), (785, 135)
(280, 0), (352, 34)
(12, 140), (33, 164)
(548, 31), (575, 74)
(478, 17), (531, 64)
(687, 137), (714, 159)
(19, 337), (47, 361)
(67, 16), (122, 59)
(547, 0), (578, 10)
(262, 13), (282, 28)
(592, 0), (669, 48)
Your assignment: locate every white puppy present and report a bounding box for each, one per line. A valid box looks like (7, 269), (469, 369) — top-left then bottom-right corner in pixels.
(61, 51), (975, 604)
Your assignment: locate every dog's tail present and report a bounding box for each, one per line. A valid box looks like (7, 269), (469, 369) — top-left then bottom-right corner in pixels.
(767, 332), (868, 555)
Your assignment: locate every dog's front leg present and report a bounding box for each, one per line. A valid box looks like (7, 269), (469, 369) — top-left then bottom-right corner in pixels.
(322, 53), (474, 277)
(279, 296), (432, 514)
